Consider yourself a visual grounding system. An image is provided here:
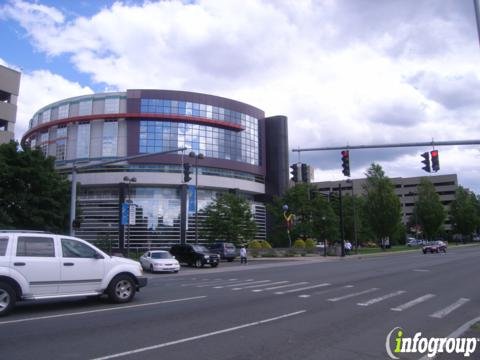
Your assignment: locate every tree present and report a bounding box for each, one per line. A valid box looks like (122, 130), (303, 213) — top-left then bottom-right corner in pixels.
(267, 183), (338, 246)
(449, 187), (479, 240)
(202, 193), (256, 245)
(0, 141), (70, 232)
(363, 163), (402, 243)
(413, 178), (446, 240)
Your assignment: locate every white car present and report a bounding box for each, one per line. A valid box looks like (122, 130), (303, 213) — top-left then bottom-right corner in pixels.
(0, 230), (147, 316)
(140, 250), (180, 273)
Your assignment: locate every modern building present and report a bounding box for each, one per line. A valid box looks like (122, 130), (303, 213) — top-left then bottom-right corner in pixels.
(0, 65), (21, 144)
(313, 173), (458, 230)
(21, 90), (289, 250)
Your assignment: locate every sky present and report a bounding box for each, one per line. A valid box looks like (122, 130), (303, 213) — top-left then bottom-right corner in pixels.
(1, 0), (480, 192)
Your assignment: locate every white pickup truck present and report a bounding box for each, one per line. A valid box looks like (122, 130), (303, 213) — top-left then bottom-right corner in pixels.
(0, 230), (147, 316)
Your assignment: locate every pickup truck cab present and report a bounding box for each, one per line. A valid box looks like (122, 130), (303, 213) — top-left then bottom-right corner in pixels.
(0, 230), (147, 316)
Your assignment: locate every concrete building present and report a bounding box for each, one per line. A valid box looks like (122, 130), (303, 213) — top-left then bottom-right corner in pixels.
(0, 65), (21, 144)
(313, 174), (458, 230)
(21, 90), (289, 250)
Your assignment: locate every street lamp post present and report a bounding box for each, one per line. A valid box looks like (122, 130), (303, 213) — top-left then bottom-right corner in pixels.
(346, 179), (358, 254)
(189, 152), (204, 243)
(123, 176), (136, 257)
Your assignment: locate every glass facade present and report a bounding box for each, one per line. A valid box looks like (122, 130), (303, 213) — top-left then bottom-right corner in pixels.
(79, 99), (93, 116)
(102, 121), (118, 157)
(105, 97), (120, 114)
(76, 123), (90, 159)
(58, 104), (69, 119)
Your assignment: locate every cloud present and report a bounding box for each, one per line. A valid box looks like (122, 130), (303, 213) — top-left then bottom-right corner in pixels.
(3, 0), (480, 191)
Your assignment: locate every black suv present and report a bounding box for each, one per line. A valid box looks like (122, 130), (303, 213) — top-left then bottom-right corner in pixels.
(170, 244), (220, 268)
(208, 242), (237, 262)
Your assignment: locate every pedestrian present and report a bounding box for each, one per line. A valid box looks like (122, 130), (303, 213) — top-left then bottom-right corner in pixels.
(240, 245), (247, 264)
(344, 240), (352, 255)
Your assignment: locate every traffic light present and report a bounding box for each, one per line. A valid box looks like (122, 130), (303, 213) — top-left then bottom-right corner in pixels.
(341, 150), (350, 177)
(183, 162), (192, 182)
(290, 163), (299, 183)
(421, 152), (431, 173)
(301, 163), (310, 183)
(431, 150), (440, 172)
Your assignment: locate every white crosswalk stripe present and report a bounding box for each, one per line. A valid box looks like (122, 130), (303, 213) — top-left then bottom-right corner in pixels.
(391, 294), (435, 312)
(195, 279), (241, 287)
(357, 290), (406, 306)
(252, 282), (309, 292)
(214, 280), (269, 289)
(232, 281), (288, 290)
(327, 288), (378, 302)
(429, 298), (470, 319)
(275, 283), (330, 295)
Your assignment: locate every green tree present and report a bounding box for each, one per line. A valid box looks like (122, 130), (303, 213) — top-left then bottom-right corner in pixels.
(449, 187), (479, 239)
(413, 178), (446, 240)
(363, 163), (402, 243)
(0, 141), (70, 232)
(202, 193), (256, 245)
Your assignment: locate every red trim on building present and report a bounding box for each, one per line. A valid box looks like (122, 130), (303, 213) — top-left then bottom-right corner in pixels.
(22, 112), (244, 144)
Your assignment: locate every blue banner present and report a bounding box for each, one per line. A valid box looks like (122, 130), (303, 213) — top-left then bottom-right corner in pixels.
(188, 185), (196, 214)
(121, 202), (129, 225)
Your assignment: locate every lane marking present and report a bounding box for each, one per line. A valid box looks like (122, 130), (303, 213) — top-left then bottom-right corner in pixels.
(232, 281), (289, 291)
(252, 282), (309, 292)
(275, 283), (330, 295)
(327, 288), (378, 302)
(90, 310), (307, 360)
(215, 280), (268, 289)
(0, 296), (207, 326)
(357, 290), (406, 306)
(298, 295), (310, 298)
(413, 269), (431, 272)
(196, 279), (241, 287)
(181, 279), (233, 287)
(391, 294), (435, 312)
(429, 298), (470, 319)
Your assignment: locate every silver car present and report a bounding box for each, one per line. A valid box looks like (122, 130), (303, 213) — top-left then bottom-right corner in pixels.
(140, 250), (180, 273)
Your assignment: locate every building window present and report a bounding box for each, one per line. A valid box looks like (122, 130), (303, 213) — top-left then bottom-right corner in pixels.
(56, 139), (66, 160)
(102, 121), (118, 157)
(76, 123), (90, 159)
(58, 103), (69, 119)
(79, 99), (92, 116)
(104, 97), (120, 114)
(41, 109), (51, 123)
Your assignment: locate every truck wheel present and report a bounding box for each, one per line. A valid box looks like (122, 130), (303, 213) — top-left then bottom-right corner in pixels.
(0, 282), (16, 317)
(107, 275), (135, 303)
(195, 259), (203, 268)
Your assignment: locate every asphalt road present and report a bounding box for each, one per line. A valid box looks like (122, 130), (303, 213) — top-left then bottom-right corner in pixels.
(1, 246), (479, 360)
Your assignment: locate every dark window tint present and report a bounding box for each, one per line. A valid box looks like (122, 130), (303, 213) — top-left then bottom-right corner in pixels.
(0, 237), (8, 256)
(16, 236), (55, 257)
(61, 238), (97, 258)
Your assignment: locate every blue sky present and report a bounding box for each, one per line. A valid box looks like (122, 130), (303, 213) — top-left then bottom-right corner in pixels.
(2, 0), (480, 192)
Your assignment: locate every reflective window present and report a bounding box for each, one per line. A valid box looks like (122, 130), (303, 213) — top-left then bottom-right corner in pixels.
(42, 109), (51, 123)
(0, 237), (8, 256)
(16, 237), (55, 257)
(79, 99), (92, 116)
(105, 97), (120, 114)
(102, 121), (118, 157)
(76, 123), (90, 158)
(57, 126), (67, 138)
(58, 104), (69, 119)
(61, 238), (97, 258)
(56, 139), (66, 160)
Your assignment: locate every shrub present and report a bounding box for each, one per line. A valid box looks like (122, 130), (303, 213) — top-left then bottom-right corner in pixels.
(248, 240), (262, 249)
(260, 240), (272, 249)
(293, 239), (306, 249)
(305, 238), (316, 250)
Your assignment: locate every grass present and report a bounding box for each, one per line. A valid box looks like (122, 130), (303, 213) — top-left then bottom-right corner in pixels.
(355, 245), (412, 255)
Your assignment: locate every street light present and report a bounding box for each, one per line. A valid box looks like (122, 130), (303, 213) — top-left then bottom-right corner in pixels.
(346, 179), (358, 254)
(123, 176), (136, 256)
(189, 152), (204, 243)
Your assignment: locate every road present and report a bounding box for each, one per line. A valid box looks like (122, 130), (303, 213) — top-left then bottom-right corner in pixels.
(0, 246), (479, 360)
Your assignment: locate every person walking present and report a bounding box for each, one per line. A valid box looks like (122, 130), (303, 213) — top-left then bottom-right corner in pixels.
(240, 245), (248, 264)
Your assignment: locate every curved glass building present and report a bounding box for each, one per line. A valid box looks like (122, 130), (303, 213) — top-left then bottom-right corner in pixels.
(21, 90), (289, 250)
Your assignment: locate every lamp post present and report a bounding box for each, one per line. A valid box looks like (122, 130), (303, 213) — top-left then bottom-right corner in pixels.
(346, 179), (358, 254)
(123, 176), (136, 257)
(189, 152), (204, 243)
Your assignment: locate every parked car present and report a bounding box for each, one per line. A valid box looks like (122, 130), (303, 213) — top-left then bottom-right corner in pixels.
(407, 238), (425, 247)
(208, 242), (237, 262)
(0, 230), (147, 316)
(422, 241), (447, 254)
(139, 250), (180, 273)
(170, 244), (220, 268)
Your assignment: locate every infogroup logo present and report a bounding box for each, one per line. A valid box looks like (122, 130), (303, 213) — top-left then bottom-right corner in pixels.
(385, 327), (479, 359)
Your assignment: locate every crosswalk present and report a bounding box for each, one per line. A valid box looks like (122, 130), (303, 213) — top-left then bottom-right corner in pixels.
(177, 277), (473, 320)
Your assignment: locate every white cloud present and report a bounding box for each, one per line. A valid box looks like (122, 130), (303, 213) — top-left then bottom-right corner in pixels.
(3, 0), (480, 190)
